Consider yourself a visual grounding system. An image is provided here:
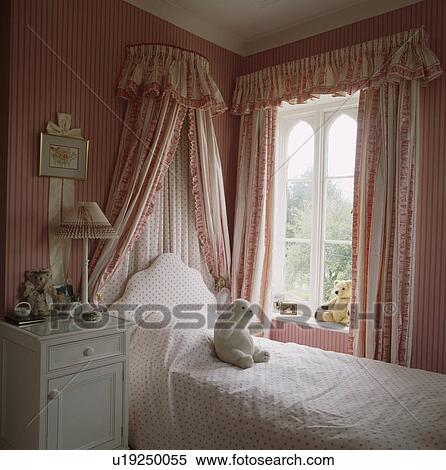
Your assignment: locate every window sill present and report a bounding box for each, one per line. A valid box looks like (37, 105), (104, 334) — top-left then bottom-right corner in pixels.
(271, 314), (349, 334)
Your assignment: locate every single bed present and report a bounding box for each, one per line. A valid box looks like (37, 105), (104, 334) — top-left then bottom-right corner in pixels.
(110, 254), (446, 450)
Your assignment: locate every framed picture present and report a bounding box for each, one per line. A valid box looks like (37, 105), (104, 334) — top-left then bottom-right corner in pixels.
(40, 133), (89, 180)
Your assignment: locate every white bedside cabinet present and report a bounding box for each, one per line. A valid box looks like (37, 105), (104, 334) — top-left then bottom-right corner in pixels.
(0, 314), (130, 449)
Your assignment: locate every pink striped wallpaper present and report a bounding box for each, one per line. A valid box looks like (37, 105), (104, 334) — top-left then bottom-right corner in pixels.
(4, 0), (241, 311)
(244, 0), (446, 375)
(3, 0), (445, 374)
(0, 0), (11, 314)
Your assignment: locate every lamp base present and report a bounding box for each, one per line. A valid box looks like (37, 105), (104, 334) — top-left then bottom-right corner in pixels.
(81, 238), (89, 305)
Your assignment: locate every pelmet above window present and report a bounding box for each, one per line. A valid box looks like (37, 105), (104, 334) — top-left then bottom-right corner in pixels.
(232, 28), (442, 114)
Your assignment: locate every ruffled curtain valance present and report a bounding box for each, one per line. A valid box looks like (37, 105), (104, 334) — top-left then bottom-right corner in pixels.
(117, 44), (227, 116)
(232, 28), (442, 114)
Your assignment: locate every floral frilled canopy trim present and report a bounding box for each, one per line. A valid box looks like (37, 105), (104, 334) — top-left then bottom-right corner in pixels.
(117, 44), (227, 116)
(232, 28), (442, 114)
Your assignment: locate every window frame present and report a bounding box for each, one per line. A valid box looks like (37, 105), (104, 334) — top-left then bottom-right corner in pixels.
(273, 94), (359, 312)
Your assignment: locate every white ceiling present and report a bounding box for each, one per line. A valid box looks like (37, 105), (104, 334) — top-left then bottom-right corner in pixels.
(125, 0), (422, 56)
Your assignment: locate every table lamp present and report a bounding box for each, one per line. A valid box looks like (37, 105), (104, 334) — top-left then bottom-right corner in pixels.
(56, 202), (117, 307)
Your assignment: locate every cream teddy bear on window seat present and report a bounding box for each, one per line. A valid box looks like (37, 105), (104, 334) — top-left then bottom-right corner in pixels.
(214, 299), (270, 369)
(315, 280), (352, 325)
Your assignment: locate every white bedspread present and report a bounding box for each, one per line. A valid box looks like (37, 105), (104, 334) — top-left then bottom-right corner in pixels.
(113, 254), (446, 450)
(128, 324), (446, 450)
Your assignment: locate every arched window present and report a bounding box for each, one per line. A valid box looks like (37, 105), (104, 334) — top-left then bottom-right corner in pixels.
(327, 114), (357, 176)
(284, 120), (314, 302)
(324, 114), (357, 301)
(274, 95), (359, 311)
(287, 121), (314, 179)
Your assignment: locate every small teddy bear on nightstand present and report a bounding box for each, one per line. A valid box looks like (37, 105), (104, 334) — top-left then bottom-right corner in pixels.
(23, 268), (60, 316)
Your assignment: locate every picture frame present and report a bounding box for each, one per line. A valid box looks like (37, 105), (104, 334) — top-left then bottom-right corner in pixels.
(40, 133), (89, 180)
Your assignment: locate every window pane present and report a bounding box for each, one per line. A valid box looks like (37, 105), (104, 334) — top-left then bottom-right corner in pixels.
(286, 180), (312, 239)
(287, 121), (314, 179)
(284, 241), (311, 301)
(327, 114), (357, 177)
(325, 177), (353, 241)
(323, 243), (352, 302)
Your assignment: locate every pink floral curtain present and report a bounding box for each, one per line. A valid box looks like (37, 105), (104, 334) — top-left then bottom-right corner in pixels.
(349, 81), (420, 366)
(231, 108), (277, 316)
(89, 45), (229, 297)
(231, 28), (442, 357)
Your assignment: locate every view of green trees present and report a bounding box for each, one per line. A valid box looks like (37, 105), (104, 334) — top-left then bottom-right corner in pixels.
(284, 168), (353, 303)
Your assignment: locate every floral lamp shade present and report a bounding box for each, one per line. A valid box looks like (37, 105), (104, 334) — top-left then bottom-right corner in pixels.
(56, 202), (117, 239)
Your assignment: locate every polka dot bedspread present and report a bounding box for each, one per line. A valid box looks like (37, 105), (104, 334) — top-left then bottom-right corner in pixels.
(112, 254), (446, 450)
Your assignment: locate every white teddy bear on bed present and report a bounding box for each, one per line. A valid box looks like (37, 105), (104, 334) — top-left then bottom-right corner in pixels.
(214, 299), (270, 369)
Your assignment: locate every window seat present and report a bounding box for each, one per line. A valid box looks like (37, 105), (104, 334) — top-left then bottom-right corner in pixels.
(271, 314), (349, 333)
(269, 314), (349, 354)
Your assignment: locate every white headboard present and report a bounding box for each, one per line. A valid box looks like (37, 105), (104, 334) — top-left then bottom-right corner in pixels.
(110, 253), (217, 321)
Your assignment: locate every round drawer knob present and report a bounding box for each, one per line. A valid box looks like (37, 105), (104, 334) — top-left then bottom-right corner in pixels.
(83, 347), (95, 357)
(48, 389), (59, 400)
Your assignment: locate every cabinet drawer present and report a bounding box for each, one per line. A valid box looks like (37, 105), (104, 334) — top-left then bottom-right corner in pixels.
(48, 334), (124, 370)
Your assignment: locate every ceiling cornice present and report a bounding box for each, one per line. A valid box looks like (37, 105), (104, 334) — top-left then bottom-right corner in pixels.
(124, 0), (245, 53)
(124, 0), (423, 56)
(242, 0), (423, 56)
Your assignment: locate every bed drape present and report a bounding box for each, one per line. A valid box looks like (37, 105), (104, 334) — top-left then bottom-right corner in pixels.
(188, 109), (231, 287)
(99, 123), (213, 303)
(231, 28), (441, 361)
(89, 45), (230, 297)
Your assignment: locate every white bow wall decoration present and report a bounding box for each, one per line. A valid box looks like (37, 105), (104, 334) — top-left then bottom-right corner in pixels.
(46, 113), (82, 138)
(47, 113), (79, 285)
